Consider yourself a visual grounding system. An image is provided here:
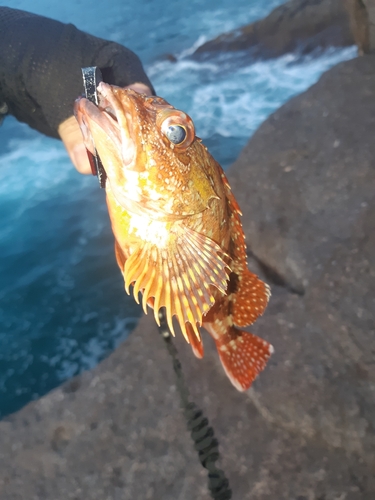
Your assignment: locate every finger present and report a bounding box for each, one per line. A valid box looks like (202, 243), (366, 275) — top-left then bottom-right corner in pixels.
(125, 82), (153, 96)
(58, 115), (92, 174)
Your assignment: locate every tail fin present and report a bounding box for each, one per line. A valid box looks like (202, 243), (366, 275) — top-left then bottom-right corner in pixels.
(214, 326), (273, 391)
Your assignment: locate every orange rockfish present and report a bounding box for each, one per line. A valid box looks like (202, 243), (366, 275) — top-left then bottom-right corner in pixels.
(74, 83), (273, 391)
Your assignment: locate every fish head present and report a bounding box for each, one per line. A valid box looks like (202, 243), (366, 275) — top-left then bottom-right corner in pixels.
(74, 83), (218, 220)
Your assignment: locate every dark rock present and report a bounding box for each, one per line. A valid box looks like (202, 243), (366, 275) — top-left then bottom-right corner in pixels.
(345, 0), (375, 54)
(165, 53), (178, 63)
(0, 56), (374, 499)
(62, 378), (81, 393)
(194, 0), (354, 60)
(50, 425), (71, 453)
(366, 0), (375, 49)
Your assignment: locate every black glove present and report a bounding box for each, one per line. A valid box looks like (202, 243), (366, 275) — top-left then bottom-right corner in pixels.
(0, 7), (154, 138)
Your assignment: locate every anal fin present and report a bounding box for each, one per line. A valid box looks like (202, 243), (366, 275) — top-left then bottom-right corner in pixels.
(232, 269), (271, 327)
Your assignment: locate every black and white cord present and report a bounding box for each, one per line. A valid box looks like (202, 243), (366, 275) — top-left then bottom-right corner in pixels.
(158, 310), (232, 500)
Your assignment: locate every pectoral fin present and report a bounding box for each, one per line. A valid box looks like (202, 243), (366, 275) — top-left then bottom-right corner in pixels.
(122, 226), (230, 342)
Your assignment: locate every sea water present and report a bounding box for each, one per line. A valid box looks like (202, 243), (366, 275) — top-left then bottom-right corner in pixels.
(0, 0), (357, 417)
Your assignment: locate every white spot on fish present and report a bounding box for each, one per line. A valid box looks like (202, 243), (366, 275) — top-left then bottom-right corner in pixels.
(129, 213), (169, 247)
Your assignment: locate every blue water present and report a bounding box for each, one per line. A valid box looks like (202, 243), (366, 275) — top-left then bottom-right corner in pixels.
(0, 0), (357, 418)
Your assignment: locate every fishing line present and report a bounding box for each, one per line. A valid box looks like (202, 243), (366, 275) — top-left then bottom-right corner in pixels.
(158, 310), (232, 500)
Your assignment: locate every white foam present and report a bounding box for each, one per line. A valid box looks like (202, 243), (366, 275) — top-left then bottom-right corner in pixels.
(0, 137), (74, 196)
(0, 130), (99, 224)
(149, 46), (357, 140)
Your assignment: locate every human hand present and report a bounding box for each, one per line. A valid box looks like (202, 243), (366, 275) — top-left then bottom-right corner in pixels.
(58, 82), (152, 174)
(1, 8), (154, 167)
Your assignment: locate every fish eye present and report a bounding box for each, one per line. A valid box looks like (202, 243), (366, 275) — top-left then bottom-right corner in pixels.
(165, 125), (187, 145)
(157, 109), (195, 149)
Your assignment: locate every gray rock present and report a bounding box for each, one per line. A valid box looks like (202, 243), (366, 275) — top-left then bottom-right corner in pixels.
(366, 0), (375, 49)
(231, 54), (375, 298)
(194, 0), (354, 60)
(0, 56), (375, 499)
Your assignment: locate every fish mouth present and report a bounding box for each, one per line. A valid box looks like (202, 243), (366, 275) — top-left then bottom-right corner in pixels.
(74, 82), (136, 169)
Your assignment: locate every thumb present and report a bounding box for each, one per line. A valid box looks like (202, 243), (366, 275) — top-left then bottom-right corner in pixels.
(58, 115), (92, 174)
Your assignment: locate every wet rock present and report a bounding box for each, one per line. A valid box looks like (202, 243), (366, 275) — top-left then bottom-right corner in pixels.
(194, 0), (354, 60)
(0, 56), (374, 499)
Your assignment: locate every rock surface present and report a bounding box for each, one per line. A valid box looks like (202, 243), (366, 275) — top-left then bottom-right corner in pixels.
(365, 0), (375, 49)
(1, 56), (375, 499)
(194, 0), (354, 60)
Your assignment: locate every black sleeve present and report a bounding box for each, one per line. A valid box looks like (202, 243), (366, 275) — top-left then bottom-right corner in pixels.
(0, 7), (155, 138)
